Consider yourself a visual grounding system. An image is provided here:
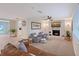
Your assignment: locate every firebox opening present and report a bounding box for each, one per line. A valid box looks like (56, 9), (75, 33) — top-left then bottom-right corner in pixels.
(52, 30), (60, 36)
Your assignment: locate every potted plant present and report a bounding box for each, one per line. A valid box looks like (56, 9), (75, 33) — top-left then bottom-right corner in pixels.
(66, 30), (71, 41)
(10, 29), (16, 37)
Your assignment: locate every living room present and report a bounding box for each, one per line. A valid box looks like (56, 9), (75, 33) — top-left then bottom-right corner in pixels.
(0, 3), (79, 56)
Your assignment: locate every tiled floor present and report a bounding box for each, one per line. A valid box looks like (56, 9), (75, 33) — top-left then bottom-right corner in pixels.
(32, 37), (75, 56)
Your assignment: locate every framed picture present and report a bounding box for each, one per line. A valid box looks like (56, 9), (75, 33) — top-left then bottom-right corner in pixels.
(31, 22), (41, 29)
(51, 21), (61, 27)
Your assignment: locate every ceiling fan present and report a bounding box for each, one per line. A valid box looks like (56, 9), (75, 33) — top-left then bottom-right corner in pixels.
(42, 16), (53, 21)
(47, 16), (52, 19)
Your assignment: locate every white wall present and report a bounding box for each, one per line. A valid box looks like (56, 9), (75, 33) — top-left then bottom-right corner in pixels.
(27, 19), (42, 35)
(17, 20), (28, 40)
(73, 5), (79, 55)
(27, 19), (52, 35)
(65, 19), (72, 36)
(41, 20), (50, 34)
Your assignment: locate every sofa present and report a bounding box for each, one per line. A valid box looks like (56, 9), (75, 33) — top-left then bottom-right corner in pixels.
(29, 32), (48, 43)
(1, 43), (31, 56)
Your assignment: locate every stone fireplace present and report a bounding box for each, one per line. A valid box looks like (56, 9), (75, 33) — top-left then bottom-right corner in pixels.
(52, 30), (60, 36)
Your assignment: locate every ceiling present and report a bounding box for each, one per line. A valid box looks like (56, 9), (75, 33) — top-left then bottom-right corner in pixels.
(0, 3), (77, 20)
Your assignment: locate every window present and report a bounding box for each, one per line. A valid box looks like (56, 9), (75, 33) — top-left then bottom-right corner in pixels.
(0, 20), (10, 35)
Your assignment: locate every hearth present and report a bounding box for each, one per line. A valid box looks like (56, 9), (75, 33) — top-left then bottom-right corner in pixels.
(52, 30), (60, 36)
